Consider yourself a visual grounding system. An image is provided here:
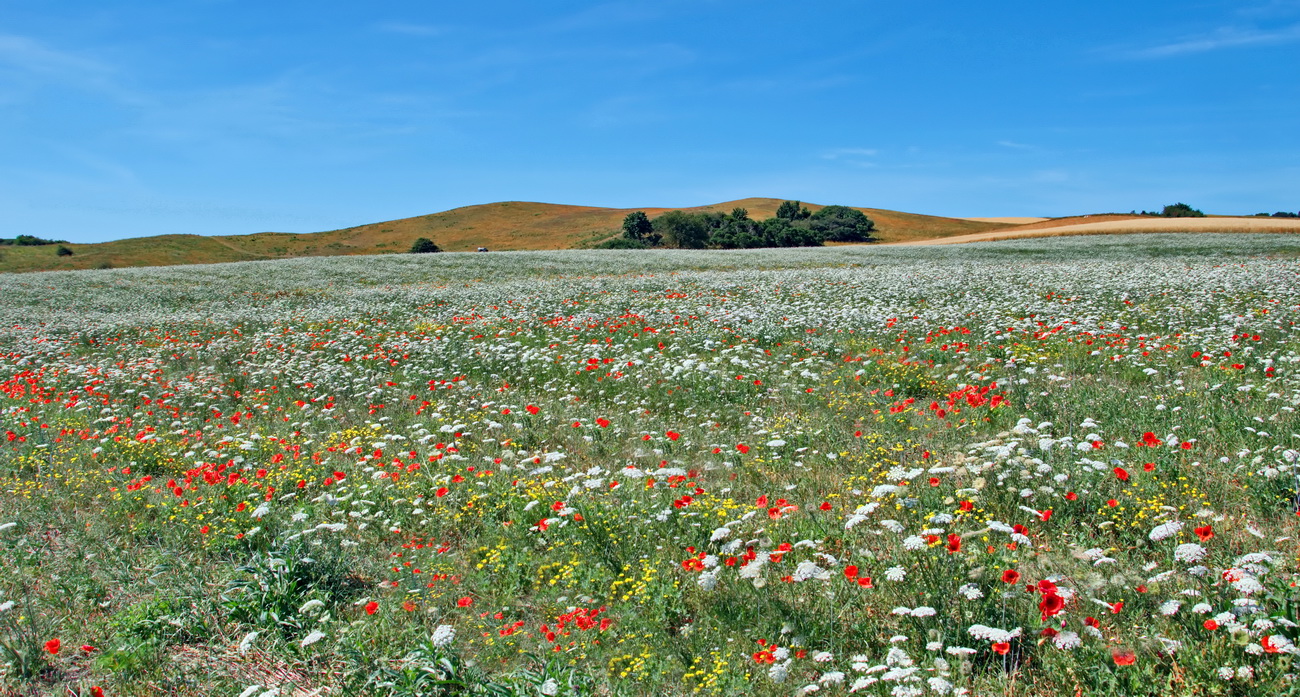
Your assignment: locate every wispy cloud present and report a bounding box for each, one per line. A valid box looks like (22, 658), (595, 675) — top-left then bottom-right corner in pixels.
(1114, 23), (1300, 59)
(997, 140), (1034, 150)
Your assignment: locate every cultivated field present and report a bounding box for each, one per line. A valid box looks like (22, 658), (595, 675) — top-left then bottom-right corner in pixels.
(2, 234), (1299, 696)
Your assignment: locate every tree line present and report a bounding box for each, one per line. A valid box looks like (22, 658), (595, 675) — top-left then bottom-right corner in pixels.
(603, 201), (876, 250)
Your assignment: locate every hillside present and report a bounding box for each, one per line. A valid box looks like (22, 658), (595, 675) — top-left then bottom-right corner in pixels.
(0, 199), (1003, 273)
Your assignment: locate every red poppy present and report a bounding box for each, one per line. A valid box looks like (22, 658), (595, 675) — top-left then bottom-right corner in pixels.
(1084, 616), (1100, 628)
(1038, 593), (1064, 619)
(43, 638), (60, 655)
(946, 534), (962, 553)
(1001, 569), (1021, 584)
(525, 404), (539, 415)
(596, 418), (610, 428)
(1203, 619), (1218, 631)
(681, 558), (704, 572)
(819, 501), (832, 511)
(843, 565), (859, 579)
(1111, 648), (1136, 666)
(1113, 467), (1129, 482)
(992, 642), (1010, 655)
(736, 443), (750, 454)
(665, 431), (680, 441)
(1194, 525), (1213, 542)
(365, 601), (379, 615)
(1065, 492), (1078, 501)
(457, 596), (473, 607)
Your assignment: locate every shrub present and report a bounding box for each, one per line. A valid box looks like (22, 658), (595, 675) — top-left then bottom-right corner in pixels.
(56, 245), (73, 257)
(409, 238), (442, 254)
(595, 237), (648, 250)
(1160, 203), (1205, 218)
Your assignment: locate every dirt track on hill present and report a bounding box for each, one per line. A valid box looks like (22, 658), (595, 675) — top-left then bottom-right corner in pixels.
(889, 217), (1300, 246)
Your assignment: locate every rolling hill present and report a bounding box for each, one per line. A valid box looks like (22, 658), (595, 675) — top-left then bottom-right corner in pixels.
(4, 201), (1296, 273)
(0, 199), (1005, 273)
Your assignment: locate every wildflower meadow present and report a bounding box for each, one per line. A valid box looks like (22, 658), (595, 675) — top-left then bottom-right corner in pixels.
(2, 233), (1299, 696)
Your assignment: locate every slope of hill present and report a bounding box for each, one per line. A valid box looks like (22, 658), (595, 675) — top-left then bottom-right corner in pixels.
(0, 199), (1004, 273)
(894, 216), (1300, 246)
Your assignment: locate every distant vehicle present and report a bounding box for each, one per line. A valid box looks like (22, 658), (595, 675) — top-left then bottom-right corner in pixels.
(477, 247), (489, 252)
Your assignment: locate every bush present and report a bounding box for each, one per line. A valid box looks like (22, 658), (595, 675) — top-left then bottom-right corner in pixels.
(809, 205), (876, 242)
(595, 237), (648, 250)
(409, 238), (441, 254)
(1160, 203), (1205, 218)
(56, 245), (73, 257)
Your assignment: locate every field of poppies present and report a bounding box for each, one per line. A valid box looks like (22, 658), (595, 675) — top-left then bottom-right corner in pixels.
(2, 233), (1299, 696)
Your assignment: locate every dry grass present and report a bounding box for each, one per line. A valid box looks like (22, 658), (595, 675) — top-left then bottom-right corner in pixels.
(892, 216), (1300, 246)
(960, 217), (1049, 224)
(0, 199), (1003, 273)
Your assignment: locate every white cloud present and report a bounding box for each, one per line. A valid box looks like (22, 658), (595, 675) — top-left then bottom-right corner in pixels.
(822, 147), (878, 159)
(1118, 23), (1300, 58)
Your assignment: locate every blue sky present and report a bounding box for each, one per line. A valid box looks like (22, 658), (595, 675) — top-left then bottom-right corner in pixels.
(2, 1), (1298, 242)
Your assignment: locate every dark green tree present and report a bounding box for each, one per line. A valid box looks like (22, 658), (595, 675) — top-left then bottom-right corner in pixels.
(409, 237), (442, 253)
(653, 211), (710, 249)
(1160, 203), (1205, 218)
(621, 211), (656, 245)
(730, 207), (749, 222)
(56, 245), (73, 256)
(775, 200), (811, 221)
(809, 205), (876, 242)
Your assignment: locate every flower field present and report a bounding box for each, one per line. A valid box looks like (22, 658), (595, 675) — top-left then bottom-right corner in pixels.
(2, 233), (1299, 696)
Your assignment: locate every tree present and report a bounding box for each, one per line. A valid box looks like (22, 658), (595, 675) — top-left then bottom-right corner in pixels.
(621, 211), (656, 245)
(730, 207), (749, 221)
(56, 245), (73, 256)
(409, 237), (442, 253)
(775, 200), (811, 221)
(1160, 203), (1205, 218)
(653, 211), (710, 249)
(809, 205), (876, 242)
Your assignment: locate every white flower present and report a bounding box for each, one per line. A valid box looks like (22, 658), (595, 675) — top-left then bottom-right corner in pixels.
(766, 439), (787, 448)
(1052, 631), (1081, 650)
(298, 599), (325, 614)
(880, 519), (904, 533)
(238, 631), (259, 654)
(819, 671), (845, 684)
(710, 527), (731, 541)
(1217, 667), (1235, 681)
(1148, 520), (1182, 542)
(813, 651), (834, 662)
(793, 561), (831, 582)
(768, 660), (790, 682)
(910, 606), (936, 617)
(1158, 600), (1181, 616)
(885, 566), (907, 582)
(431, 624), (456, 647)
(697, 569), (719, 591)
(299, 630), (326, 647)
(539, 678), (559, 696)
(1191, 603), (1213, 614)
(957, 584), (983, 600)
(967, 625), (1021, 642)
(902, 535), (926, 550)
(1173, 543), (1206, 563)
(1236, 666), (1254, 680)
(927, 677), (953, 694)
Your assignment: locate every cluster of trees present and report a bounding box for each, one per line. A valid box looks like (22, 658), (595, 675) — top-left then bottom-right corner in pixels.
(1254, 211), (1298, 218)
(0, 234), (67, 246)
(607, 201), (876, 250)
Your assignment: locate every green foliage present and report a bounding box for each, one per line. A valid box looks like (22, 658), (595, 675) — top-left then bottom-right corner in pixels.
(809, 205), (875, 242)
(595, 237), (649, 250)
(56, 245), (74, 257)
(0, 234), (68, 246)
(1160, 203), (1205, 218)
(620, 211), (657, 246)
(652, 210), (710, 249)
(221, 543), (367, 641)
(775, 200), (811, 221)
(410, 238), (442, 254)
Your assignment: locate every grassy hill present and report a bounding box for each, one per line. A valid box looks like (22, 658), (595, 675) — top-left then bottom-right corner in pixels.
(0, 199), (1004, 273)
